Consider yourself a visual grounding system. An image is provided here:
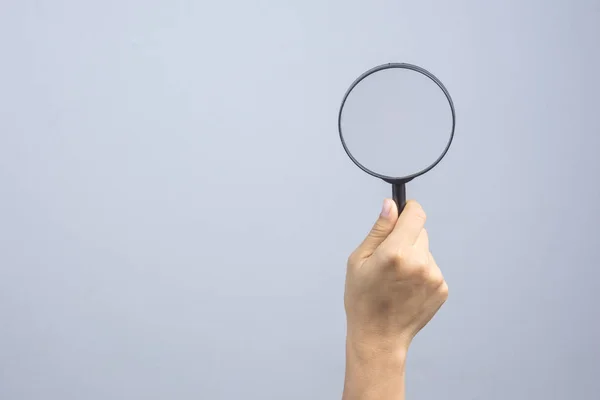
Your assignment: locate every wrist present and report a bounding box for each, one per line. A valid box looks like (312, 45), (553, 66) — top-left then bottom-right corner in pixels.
(346, 326), (411, 362)
(346, 334), (408, 370)
(343, 334), (408, 400)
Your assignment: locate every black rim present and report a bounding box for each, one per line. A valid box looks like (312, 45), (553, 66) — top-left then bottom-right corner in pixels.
(338, 62), (456, 184)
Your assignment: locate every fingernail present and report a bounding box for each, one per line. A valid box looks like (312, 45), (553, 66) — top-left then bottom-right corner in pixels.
(381, 199), (392, 217)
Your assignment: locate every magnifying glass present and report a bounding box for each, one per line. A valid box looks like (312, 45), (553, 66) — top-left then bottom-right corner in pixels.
(338, 63), (456, 213)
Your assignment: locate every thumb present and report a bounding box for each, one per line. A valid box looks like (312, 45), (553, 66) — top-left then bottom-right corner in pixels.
(355, 199), (398, 259)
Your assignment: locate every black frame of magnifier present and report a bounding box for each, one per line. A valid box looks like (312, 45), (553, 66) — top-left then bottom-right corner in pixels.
(338, 62), (456, 212)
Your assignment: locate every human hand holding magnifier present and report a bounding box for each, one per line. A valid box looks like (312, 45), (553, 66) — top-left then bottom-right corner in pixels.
(340, 63), (455, 400)
(338, 63), (456, 212)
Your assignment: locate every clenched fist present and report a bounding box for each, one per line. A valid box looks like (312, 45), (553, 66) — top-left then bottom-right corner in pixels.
(343, 199), (448, 400)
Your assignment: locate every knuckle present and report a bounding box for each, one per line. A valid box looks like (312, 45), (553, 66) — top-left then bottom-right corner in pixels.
(389, 249), (429, 275)
(429, 270), (445, 287)
(391, 249), (417, 269)
(347, 251), (360, 267)
(409, 252), (430, 270)
(392, 250), (407, 264)
(405, 259), (430, 280)
(437, 281), (449, 299)
(382, 249), (402, 266)
(407, 260), (444, 287)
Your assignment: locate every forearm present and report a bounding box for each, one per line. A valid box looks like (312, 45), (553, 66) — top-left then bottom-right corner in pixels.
(342, 336), (407, 400)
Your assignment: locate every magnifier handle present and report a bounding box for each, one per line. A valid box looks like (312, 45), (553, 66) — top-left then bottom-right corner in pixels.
(392, 183), (407, 214)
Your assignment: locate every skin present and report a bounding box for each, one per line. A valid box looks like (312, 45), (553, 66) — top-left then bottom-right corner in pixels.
(343, 199), (449, 400)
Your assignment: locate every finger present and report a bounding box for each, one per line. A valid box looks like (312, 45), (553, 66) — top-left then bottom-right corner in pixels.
(354, 199), (399, 259)
(428, 252), (441, 273)
(381, 200), (427, 250)
(414, 228), (429, 251)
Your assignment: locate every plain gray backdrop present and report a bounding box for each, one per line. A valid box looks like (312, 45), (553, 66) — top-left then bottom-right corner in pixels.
(1, 1), (599, 399)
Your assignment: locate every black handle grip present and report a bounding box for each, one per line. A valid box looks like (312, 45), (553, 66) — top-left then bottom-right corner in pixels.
(392, 183), (406, 215)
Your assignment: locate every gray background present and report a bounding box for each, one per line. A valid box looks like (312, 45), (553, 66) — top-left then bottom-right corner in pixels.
(0, 1), (598, 399)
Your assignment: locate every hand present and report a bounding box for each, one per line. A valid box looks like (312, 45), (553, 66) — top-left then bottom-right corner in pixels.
(342, 199), (448, 400)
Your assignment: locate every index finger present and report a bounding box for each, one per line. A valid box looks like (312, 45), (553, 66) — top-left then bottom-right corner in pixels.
(380, 200), (427, 250)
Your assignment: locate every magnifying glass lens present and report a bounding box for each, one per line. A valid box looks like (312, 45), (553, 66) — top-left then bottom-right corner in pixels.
(340, 66), (454, 179)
